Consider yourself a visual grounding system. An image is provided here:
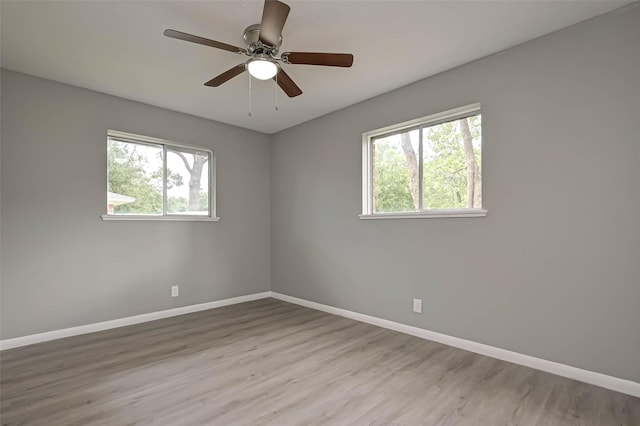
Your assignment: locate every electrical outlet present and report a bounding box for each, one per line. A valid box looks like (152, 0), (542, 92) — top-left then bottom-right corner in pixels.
(413, 298), (422, 313)
(171, 285), (179, 297)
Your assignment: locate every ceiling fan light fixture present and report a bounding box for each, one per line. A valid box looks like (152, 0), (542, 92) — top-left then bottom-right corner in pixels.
(247, 57), (278, 80)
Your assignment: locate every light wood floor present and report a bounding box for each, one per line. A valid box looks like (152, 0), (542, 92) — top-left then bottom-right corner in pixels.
(1, 298), (638, 425)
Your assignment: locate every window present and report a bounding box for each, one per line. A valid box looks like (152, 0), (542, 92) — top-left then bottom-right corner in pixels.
(361, 103), (486, 219)
(104, 130), (217, 221)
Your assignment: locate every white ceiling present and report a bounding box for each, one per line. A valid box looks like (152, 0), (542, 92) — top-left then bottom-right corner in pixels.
(0, 0), (629, 134)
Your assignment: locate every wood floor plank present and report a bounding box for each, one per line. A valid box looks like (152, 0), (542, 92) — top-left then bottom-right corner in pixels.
(1, 298), (638, 425)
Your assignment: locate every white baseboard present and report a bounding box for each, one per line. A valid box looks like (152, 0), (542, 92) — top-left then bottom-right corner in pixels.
(3, 290), (638, 398)
(0, 292), (271, 351)
(271, 292), (640, 398)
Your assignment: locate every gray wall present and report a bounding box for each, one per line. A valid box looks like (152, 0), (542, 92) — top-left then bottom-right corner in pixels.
(1, 70), (271, 339)
(271, 6), (640, 382)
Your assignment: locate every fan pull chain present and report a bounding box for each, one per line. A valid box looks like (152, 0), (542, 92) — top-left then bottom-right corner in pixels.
(248, 73), (252, 117)
(275, 71), (279, 112)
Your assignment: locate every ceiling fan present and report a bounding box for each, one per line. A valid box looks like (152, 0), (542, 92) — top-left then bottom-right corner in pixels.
(164, 0), (353, 98)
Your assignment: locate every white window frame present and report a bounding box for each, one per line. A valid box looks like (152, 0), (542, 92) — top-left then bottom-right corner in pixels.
(360, 103), (487, 220)
(101, 130), (219, 222)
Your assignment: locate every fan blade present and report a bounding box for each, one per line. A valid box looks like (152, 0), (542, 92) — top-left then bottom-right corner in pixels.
(283, 52), (354, 67)
(164, 29), (244, 54)
(274, 68), (302, 97)
(204, 64), (246, 87)
(258, 0), (290, 47)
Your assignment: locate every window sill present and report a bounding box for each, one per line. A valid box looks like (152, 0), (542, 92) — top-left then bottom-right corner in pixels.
(101, 215), (220, 222)
(359, 209), (487, 220)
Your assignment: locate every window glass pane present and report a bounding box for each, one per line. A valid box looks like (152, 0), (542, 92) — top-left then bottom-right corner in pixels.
(422, 114), (482, 209)
(107, 139), (163, 215)
(372, 129), (420, 213)
(166, 148), (210, 215)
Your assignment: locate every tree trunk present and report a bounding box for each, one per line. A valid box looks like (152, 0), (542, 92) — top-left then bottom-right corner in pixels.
(400, 132), (420, 210)
(473, 162), (482, 208)
(175, 152), (209, 212)
(188, 155), (207, 211)
(459, 118), (479, 208)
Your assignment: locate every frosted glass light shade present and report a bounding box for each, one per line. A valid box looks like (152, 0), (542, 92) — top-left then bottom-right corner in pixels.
(247, 58), (278, 80)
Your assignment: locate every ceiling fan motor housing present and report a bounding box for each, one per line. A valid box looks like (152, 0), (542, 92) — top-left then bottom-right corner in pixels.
(243, 24), (282, 55)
